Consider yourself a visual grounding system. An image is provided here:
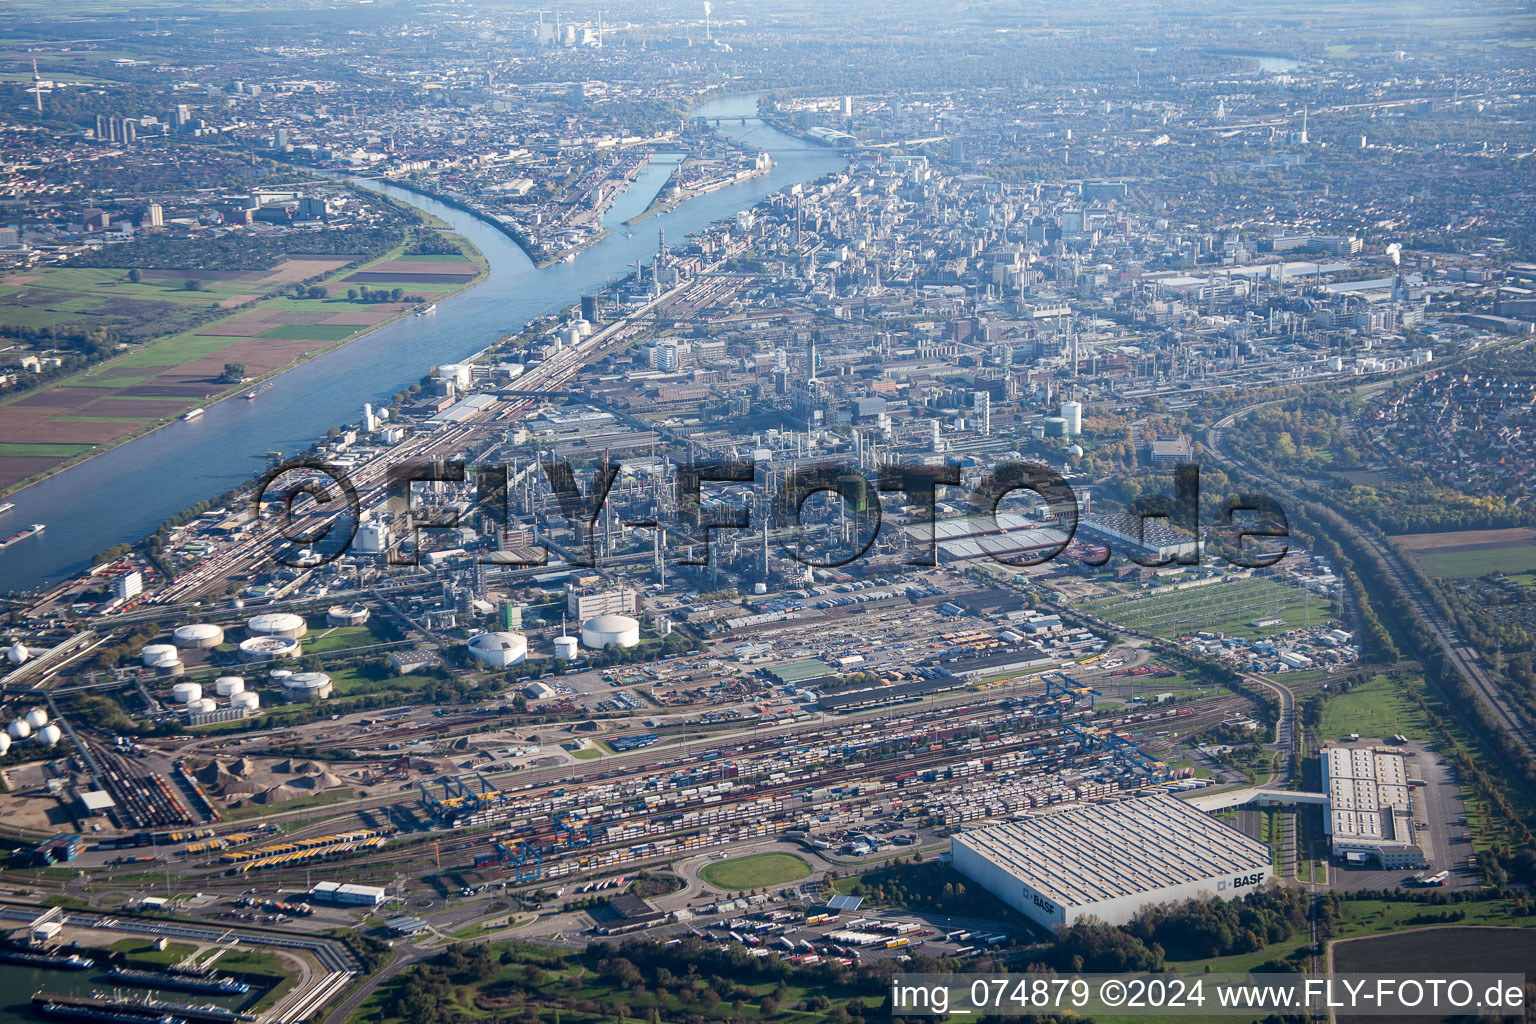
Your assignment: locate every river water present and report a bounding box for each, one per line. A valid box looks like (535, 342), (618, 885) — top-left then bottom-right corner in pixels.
(0, 95), (843, 593)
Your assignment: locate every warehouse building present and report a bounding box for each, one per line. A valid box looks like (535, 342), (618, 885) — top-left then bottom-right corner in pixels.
(951, 795), (1272, 929)
(1078, 512), (1200, 564)
(1320, 746), (1426, 868)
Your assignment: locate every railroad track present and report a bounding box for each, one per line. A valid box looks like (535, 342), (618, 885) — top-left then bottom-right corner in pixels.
(170, 693), (1243, 887)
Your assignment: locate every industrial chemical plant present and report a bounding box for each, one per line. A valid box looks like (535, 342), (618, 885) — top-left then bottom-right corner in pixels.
(0, 0), (1530, 1021)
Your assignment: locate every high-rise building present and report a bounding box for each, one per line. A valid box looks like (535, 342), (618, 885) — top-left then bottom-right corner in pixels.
(113, 571), (143, 601)
(567, 586), (636, 620)
(143, 203), (163, 228)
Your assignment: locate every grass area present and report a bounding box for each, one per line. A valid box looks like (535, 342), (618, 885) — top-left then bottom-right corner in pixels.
(1332, 897), (1536, 938)
(1084, 577), (1335, 639)
(1414, 544), (1536, 579)
(570, 747), (604, 760)
(1317, 673), (1429, 742)
(301, 619), (392, 654)
(0, 442), (94, 457)
(110, 938), (198, 964)
(349, 939), (886, 1024)
(698, 852), (811, 891)
(258, 323), (362, 341)
(220, 787), (355, 821)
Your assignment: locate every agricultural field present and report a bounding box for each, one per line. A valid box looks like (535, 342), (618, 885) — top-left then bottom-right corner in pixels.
(0, 241), (482, 493)
(1084, 576), (1336, 638)
(698, 852), (811, 891)
(1395, 527), (1536, 579)
(1333, 926), (1536, 1024)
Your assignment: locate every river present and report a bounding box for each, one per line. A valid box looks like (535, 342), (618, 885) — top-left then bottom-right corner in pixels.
(0, 95), (844, 593)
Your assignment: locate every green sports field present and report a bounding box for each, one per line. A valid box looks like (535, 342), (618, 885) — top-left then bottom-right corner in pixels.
(698, 852), (811, 890)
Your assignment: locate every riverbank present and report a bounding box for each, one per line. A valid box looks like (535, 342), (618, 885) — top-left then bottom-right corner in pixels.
(0, 228), (489, 501)
(623, 161), (772, 227)
(0, 92), (848, 593)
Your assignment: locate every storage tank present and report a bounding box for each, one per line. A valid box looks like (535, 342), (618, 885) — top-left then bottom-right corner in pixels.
(554, 635), (579, 661)
(187, 697), (217, 714)
(6, 641), (27, 665)
(245, 612), (307, 639)
(7, 719), (30, 740)
(466, 631), (528, 668)
(0, 731), (10, 755)
(238, 636), (301, 662)
(230, 691), (260, 711)
(36, 723), (61, 747)
(141, 643), (179, 668)
(269, 669), (294, 681)
(281, 672), (333, 702)
(172, 682), (203, 704)
(214, 676), (245, 697)
(24, 707), (49, 730)
(581, 614), (639, 650)
(1060, 400), (1083, 436)
(173, 623), (225, 649)
(326, 603), (370, 627)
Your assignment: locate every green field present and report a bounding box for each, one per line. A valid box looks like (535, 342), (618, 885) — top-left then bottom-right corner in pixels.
(698, 852), (811, 891)
(1414, 545), (1536, 579)
(1085, 577), (1335, 638)
(1317, 674), (1430, 742)
(0, 442), (94, 457)
(1333, 899), (1536, 939)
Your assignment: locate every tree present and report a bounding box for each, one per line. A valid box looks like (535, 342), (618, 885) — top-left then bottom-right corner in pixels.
(219, 362), (246, 383)
(183, 278), (204, 291)
(307, 285), (328, 300)
(127, 268), (142, 283)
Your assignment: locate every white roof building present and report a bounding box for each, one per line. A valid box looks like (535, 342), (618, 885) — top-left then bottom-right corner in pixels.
(952, 794), (1272, 929)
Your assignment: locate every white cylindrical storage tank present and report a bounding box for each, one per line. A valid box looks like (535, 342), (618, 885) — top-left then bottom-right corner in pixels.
(24, 707), (49, 730)
(36, 723), (61, 747)
(581, 614), (639, 650)
(554, 635), (579, 661)
(269, 668), (293, 681)
(230, 691), (260, 711)
(187, 697), (217, 714)
(1059, 400), (1083, 436)
(326, 603), (370, 627)
(6, 641), (28, 665)
(142, 643), (179, 668)
(281, 672), (332, 702)
(238, 636), (301, 662)
(7, 719), (31, 741)
(214, 676), (245, 697)
(466, 631), (528, 668)
(0, 731), (10, 755)
(246, 612), (307, 639)
(171, 682), (202, 704)
(173, 623), (225, 649)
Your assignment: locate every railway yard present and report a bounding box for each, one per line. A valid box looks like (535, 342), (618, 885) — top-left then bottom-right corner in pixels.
(0, 109), (1485, 1024)
(0, 230), (1393, 1024)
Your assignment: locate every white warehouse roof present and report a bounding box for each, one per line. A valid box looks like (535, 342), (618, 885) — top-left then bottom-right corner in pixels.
(952, 794), (1272, 927)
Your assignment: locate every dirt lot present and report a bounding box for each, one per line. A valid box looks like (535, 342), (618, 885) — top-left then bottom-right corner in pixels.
(1393, 527), (1536, 551)
(0, 454), (62, 488)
